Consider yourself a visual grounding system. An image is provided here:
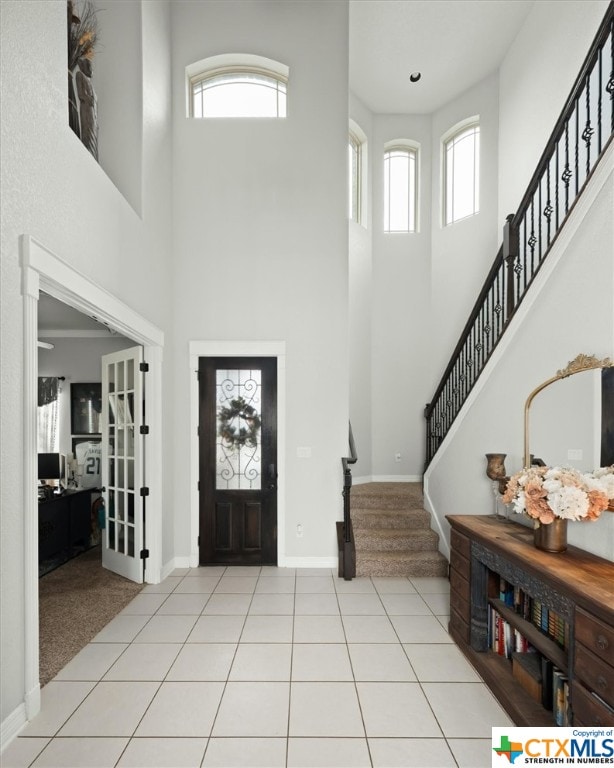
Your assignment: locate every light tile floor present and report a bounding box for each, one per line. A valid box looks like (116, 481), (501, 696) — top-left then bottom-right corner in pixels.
(2, 569), (512, 768)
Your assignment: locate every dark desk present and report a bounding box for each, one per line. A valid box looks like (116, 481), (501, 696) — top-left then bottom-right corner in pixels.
(39, 488), (98, 574)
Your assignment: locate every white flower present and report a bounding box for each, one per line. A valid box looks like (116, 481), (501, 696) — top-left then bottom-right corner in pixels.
(589, 468), (614, 500)
(547, 485), (589, 521)
(512, 491), (526, 516)
(542, 478), (563, 495)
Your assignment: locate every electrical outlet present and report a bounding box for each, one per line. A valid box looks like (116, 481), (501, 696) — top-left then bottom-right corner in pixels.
(395, 453), (402, 462)
(296, 524), (303, 538)
(567, 448), (583, 461)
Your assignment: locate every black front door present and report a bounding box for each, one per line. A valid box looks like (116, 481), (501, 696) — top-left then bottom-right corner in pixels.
(199, 357), (277, 565)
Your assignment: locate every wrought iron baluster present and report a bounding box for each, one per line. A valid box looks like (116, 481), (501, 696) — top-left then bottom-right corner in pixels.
(598, 46), (603, 153)
(538, 178), (543, 262)
(544, 161), (552, 247)
(563, 120), (571, 213)
(555, 139), (560, 230)
(528, 201), (536, 282)
(582, 75), (594, 176)
(495, 263), (502, 341)
(609, 19), (614, 133)
(575, 97), (580, 196)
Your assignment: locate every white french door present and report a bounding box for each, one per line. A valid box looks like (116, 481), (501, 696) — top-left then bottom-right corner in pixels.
(101, 346), (145, 582)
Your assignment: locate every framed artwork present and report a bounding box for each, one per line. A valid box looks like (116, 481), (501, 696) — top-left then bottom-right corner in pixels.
(70, 382), (102, 435)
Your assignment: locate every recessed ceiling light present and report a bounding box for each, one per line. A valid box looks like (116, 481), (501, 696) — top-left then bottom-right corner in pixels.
(409, 72), (422, 83)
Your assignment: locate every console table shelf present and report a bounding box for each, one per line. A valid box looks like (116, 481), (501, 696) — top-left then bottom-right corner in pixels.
(447, 515), (614, 727)
(488, 597), (568, 671)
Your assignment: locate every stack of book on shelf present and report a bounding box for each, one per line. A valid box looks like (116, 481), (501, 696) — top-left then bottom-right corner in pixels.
(488, 577), (570, 725)
(496, 578), (568, 648)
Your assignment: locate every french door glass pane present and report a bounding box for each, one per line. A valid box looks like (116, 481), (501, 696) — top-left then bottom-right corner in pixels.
(105, 359), (137, 555)
(216, 369), (262, 490)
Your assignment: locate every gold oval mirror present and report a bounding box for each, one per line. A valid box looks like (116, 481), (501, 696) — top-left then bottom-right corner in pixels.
(524, 353), (614, 469)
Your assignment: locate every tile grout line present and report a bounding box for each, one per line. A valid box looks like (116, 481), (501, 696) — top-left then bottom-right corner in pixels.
(113, 568), (225, 768)
(200, 566), (259, 766)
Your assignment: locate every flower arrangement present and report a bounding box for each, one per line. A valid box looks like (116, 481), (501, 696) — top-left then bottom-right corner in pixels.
(502, 465), (614, 524)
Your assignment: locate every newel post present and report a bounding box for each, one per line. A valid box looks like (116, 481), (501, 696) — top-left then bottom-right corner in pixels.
(503, 214), (519, 319)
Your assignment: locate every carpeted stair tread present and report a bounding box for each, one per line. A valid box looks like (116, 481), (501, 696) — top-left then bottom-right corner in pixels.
(354, 527), (439, 552)
(356, 550), (448, 578)
(351, 482), (447, 578)
(351, 484), (424, 510)
(351, 508), (431, 529)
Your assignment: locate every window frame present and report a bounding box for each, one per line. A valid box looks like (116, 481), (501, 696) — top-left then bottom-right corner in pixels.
(442, 117), (480, 226)
(383, 140), (419, 234)
(348, 119), (368, 228)
(186, 54), (289, 119)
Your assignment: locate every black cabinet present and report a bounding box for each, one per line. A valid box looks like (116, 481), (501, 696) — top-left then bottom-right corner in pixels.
(39, 488), (98, 574)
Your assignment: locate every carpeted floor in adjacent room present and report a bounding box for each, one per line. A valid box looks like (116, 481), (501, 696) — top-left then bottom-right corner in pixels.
(38, 546), (144, 686)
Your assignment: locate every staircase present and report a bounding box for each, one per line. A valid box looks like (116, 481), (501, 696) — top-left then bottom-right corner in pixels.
(351, 482), (448, 578)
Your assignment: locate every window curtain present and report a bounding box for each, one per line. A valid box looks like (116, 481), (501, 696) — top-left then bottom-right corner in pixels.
(38, 377), (60, 452)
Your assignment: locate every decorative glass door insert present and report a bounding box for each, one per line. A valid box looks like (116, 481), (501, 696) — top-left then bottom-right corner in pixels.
(216, 368), (262, 490)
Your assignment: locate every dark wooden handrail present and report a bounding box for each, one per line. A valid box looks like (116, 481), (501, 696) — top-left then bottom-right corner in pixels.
(425, 2), (614, 467)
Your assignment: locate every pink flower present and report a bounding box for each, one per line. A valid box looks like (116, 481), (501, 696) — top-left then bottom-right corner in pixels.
(584, 489), (609, 521)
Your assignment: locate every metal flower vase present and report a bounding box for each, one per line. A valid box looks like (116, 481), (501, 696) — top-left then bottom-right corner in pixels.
(534, 519), (568, 553)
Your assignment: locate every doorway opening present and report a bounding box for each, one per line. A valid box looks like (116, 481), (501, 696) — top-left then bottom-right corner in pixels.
(22, 234), (164, 720)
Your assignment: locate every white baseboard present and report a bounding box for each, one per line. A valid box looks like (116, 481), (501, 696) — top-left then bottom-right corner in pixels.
(423, 484), (450, 561)
(161, 555), (338, 573)
(372, 475), (423, 483)
(352, 475), (423, 484)
(0, 703), (27, 753)
(278, 556), (338, 569)
(159, 556), (193, 581)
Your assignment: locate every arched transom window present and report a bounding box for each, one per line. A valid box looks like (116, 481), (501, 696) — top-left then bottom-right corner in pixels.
(348, 120), (367, 226)
(443, 118), (480, 225)
(188, 55), (289, 119)
(384, 141), (418, 233)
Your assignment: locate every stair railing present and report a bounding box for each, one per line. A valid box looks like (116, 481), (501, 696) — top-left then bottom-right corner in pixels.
(425, 3), (614, 467)
(338, 422), (357, 580)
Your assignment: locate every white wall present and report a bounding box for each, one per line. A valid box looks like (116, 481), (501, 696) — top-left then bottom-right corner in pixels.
(426, 158), (614, 561)
(91, 0), (143, 213)
(498, 0), (610, 222)
(0, 0), (172, 732)
(371, 113), (433, 478)
(349, 93), (373, 480)
(170, 0), (350, 561)
(430, 73), (500, 381)
(421, 0), (614, 562)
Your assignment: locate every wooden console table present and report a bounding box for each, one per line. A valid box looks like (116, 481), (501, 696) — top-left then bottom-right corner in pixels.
(447, 514), (614, 726)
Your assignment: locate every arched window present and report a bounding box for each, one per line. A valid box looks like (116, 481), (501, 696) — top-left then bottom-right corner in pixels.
(349, 120), (367, 225)
(443, 118), (480, 225)
(187, 54), (288, 118)
(384, 141), (418, 233)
